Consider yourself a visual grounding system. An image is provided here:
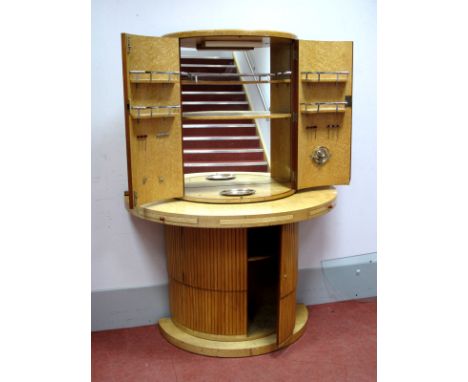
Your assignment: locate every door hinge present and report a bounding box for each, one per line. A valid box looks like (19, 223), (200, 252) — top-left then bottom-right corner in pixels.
(292, 112), (298, 123)
(126, 36), (132, 54)
(345, 95), (352, 108)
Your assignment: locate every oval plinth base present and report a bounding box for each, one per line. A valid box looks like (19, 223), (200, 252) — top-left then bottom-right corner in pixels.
(158, 304), (308, 358)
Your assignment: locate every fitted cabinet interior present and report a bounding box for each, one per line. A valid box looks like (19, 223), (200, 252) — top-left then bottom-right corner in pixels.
(121, 31), (353, 208)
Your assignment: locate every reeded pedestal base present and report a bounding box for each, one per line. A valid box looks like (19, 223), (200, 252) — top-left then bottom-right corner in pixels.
(158, 304), (308, 357)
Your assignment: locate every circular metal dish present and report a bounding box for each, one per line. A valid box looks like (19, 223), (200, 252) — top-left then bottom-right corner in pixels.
(220, 188), (256, 197)
(206, 173), (236, 181)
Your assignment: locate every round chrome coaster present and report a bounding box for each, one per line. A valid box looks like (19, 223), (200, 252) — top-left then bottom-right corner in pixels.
(206, 173), (236, 181)
(220, 188), (256, 196)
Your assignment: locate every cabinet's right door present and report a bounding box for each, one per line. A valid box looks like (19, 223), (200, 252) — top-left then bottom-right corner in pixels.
(277, 223), (298, 347)
(296, 40), (353, 189)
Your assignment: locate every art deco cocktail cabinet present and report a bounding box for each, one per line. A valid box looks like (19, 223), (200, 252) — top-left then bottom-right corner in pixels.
(121, 30), (352, 357)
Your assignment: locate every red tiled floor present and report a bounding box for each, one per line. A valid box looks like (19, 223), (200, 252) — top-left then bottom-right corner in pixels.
(92, 299), (376, 382)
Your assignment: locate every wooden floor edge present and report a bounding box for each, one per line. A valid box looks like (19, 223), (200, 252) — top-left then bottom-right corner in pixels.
(158, 304), (308, 358)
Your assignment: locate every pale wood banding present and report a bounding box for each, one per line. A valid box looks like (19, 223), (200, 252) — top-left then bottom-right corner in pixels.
(173, 320), (274, 342)
(219, 215), (294, 226)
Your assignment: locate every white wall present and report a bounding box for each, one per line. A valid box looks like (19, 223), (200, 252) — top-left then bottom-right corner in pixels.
(92, 0), (376, 291)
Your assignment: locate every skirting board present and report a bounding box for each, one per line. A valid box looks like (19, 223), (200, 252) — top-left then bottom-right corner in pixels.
(92, 252), (376, 332)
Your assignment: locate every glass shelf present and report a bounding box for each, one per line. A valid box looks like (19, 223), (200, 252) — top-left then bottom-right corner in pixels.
(182, 111), (291, 120)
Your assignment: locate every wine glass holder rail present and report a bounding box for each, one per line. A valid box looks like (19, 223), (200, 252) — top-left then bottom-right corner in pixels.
(181, 71), (292, 83)
(129, 70), (292, 83)
(301, 71), (349, 82)
(130, 105), (181, 119)
(300, 101), (348, 113)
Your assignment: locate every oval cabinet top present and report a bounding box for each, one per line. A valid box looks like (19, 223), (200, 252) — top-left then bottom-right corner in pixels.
(163, 29), (297, 40)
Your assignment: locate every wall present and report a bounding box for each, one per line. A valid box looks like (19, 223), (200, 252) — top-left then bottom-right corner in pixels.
(92, 0), (376, 313)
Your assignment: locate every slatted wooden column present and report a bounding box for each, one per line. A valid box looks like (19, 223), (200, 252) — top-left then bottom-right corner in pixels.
(165, 226), (248, 336)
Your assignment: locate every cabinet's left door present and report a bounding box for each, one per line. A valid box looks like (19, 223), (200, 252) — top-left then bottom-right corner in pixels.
(122, 33), (183, 208)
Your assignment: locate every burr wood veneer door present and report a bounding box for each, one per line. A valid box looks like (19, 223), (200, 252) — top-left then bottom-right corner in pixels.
(296, 40), (353, 189)
(277, 224), (298, 347)
(121, 33), (183, 208)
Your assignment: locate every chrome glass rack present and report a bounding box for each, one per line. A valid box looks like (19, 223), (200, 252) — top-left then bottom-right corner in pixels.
(130, 105), (181, 119)
(129, 70), (188, 82)
(301, 101), (348, 113)
(301, 71), (349, 82)
(183, 71), (292, 83)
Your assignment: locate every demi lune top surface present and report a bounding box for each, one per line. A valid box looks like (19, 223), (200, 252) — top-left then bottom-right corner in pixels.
(163, 29), (297, 40)
(182, 172), (294, 204)
(128, 187), (337, 228)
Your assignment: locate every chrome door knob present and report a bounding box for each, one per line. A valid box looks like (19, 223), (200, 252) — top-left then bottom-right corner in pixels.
(311, 146), (330, 165)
